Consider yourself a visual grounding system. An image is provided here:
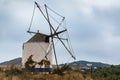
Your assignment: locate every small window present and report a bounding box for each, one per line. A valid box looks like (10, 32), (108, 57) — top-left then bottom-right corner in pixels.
(45, 36), (49, 43)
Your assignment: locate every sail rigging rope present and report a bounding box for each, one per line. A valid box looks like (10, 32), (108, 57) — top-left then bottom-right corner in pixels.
(28, 2), (76, 61)
(28, 2), (65, 34)
(63, 20), (76, 60)
(46, 5), (65, 31)
(44, 5), (65, 32)
(48, 13), (65, 31)
(46, 5), (64, 18)
(63, 19), (75, 59)
(28, 3), (36, 32)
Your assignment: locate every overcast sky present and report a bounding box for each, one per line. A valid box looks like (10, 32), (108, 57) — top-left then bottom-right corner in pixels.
(0, 0), (120, 65)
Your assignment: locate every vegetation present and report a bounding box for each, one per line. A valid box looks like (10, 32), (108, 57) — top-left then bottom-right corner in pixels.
(91, 65), (120, 80)
(0, 64), (120, 80)
(53, 64), (72, 75)
(0, 65), (93, 80)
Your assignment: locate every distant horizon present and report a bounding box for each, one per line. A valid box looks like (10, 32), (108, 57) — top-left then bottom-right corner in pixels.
(0, 57), (118, 65)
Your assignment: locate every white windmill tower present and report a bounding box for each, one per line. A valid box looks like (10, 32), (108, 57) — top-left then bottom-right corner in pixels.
(22, 2), (76, 72)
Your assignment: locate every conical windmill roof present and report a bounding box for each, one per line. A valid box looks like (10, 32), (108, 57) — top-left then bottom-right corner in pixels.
(27, 33), (49, 43)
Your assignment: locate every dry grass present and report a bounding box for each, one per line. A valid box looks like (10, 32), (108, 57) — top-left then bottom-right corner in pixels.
(0, 71), (93, 80)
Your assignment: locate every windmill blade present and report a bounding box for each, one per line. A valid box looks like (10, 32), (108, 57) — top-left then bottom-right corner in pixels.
(53, 37), (68, 40)
(55, 17), (65, 32)
(27, 30), (37, 34)
(45, 5), (65, 32)
(56, 35), (76, 60)
(35, 2), (64, 37)
(44, 3), (59, 68)
(44, 5), (75, 60)
(52, 37), (59, 67)
(44, 43), (52, 58)
(35, 2), (56, 37)
(35, 1), (75, 62)
(49, 29), (67, 37)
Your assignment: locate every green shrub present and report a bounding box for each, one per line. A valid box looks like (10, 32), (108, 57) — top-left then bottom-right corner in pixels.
(92, 65), (120, 80)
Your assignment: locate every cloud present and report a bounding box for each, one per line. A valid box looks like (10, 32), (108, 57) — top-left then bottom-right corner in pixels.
(81, 0), (120, 9)
(0, 0), (120, 64)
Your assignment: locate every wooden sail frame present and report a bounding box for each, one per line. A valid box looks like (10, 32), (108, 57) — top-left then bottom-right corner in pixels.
(27, 1), (76, 69)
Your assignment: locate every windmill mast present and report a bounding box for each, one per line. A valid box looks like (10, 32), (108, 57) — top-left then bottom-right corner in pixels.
(25, 2), (76, 70)
(44, 4), (59, 68)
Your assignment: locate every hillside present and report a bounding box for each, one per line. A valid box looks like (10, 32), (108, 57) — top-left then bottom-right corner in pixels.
(0, 57), (110, 68)
(0, 57), (21, 65)
(67, 60), (110, 68)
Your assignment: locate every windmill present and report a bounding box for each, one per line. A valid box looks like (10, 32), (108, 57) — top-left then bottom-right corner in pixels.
(22, 2), (76, 72)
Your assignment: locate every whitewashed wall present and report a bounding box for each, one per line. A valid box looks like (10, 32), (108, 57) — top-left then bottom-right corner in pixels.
(22, 42), (52, 68)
